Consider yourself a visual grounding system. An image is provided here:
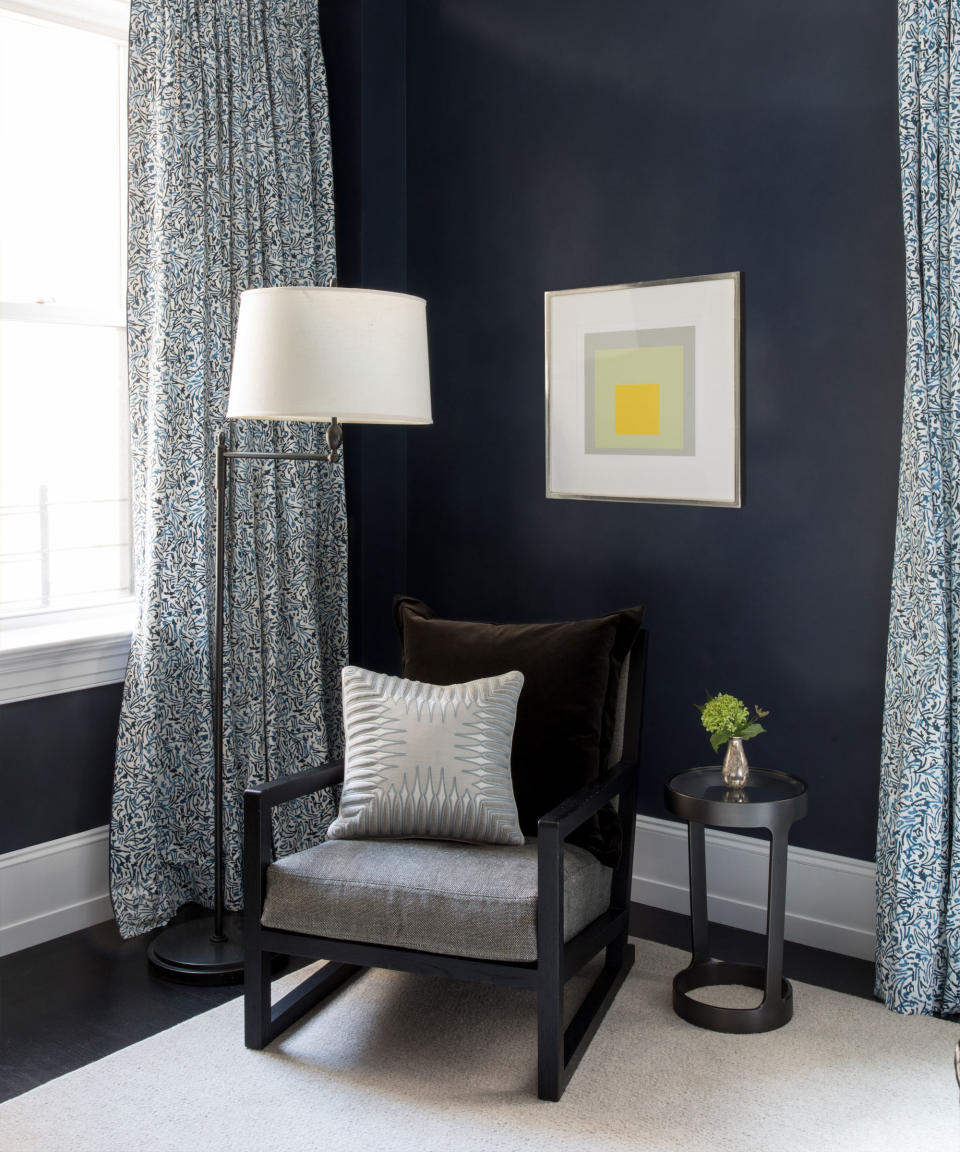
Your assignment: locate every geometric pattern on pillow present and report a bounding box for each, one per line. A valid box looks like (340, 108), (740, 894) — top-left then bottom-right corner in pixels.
(326, 665), (525, 846)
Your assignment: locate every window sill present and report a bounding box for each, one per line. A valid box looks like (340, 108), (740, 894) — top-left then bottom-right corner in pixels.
(0, 602), (134, 705)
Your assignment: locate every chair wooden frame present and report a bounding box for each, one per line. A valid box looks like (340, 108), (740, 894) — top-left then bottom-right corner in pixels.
(243, 632), (646, 1101)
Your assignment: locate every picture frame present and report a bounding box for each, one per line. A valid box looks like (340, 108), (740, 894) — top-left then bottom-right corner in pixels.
(545, 272), (741, 507)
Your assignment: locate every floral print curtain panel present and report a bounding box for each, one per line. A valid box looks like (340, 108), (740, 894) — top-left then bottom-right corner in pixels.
(110, 0), (346, 937)
(877, 0), (960, 1015)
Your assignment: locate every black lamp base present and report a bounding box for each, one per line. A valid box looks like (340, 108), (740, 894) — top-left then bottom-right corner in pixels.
(147, 912), (245, 985)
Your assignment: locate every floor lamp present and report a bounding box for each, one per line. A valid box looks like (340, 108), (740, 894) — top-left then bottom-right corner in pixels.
(147, 286), (432, 982)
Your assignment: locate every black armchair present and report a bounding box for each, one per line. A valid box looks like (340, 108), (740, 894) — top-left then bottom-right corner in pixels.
(243, 605), (646, 1101)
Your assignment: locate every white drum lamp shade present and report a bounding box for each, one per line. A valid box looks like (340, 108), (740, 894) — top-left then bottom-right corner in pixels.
(227, 286), (432, 425)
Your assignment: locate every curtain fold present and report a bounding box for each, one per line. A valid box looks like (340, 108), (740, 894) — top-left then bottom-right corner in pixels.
(877, 0), (960, 1014)
(110, 0), (346, 938)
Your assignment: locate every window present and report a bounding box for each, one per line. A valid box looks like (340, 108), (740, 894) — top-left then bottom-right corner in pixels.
(0, 0), (132, 702)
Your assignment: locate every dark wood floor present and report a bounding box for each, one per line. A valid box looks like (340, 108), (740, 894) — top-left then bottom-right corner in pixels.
(632, 903), (876, 1001)
(0, 902), (876, 1105)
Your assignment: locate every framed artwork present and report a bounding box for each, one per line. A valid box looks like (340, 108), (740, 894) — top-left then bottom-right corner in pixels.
(545, 272), (741, 507)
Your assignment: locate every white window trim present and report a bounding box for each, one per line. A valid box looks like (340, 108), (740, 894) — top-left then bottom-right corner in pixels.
(0, 601), (134, 704)
(0, 302), (125, 327)
(0, 0), (132, 705)
(0, 0), (128, 38)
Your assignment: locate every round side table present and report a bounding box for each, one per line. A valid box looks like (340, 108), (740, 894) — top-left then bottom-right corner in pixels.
(664, 766), (808, 1034)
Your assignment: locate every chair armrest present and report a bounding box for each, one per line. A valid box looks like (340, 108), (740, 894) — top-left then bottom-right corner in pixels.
(536, 758), (638, 840)
(244, 759), (345, 812)
(536, 759), (639, 966)
(244, 760), (345, 932)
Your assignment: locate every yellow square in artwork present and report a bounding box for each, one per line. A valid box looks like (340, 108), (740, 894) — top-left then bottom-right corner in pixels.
(615, 383), (660, 436)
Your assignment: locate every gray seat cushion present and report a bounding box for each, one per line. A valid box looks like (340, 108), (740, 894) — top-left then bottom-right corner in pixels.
(261, 838), (613, 962)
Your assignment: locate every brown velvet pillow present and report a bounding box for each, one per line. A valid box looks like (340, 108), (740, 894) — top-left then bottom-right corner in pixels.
(393, 597), (644, 865)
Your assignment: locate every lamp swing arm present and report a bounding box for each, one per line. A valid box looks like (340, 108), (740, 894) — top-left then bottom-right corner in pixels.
(218, 417), (344, 468)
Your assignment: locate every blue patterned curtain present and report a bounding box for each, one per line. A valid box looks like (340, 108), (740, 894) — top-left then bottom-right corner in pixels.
(110, 0), (347, 938)
(877, 0), (960, 1015)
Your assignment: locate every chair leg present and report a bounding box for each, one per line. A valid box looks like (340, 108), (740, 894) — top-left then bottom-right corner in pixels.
(537, 824), (565, 1101)
(537, 956), (564, 1101)
(244, 945), (273, 1050)
(245, 950), (365, 1050)
(605, 927), (632, 973)
(538, 928), (635, 1101)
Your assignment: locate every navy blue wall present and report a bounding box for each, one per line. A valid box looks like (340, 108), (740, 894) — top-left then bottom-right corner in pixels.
(0, 685), (123, 853)
(334, 0), (414, 674)
(402, 0), (904, 861)
(3, 1), (904, 867)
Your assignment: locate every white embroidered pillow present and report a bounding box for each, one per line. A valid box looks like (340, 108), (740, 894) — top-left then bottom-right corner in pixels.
(327, 665), (525, 846)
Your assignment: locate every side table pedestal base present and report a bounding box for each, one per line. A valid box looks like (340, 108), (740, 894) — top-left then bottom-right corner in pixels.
(673, 958), (793, 1034)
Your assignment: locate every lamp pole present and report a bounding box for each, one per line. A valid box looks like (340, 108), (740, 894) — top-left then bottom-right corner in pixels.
(212, 433), (228, 943)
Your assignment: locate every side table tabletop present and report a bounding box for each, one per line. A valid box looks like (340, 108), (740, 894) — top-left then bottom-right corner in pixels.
(664, 765), (808, 1034)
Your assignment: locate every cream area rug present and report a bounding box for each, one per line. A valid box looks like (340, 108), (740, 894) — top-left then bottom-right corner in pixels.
(0, 938), (955, 1152)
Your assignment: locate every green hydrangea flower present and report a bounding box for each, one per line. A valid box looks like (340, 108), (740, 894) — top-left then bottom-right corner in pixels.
(696, 693), (768, 753)
(700, 694), (749, 737)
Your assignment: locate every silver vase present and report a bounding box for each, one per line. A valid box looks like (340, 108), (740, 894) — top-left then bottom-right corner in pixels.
(721, 735), (749, 788)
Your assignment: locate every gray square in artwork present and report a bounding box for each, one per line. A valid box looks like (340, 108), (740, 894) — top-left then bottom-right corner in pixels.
(584, 326), (696, 456)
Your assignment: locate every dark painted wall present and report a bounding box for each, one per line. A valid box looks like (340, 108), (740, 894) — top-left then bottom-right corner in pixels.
(4, 1), (904, 868)
(334, 0), (413, 674)
(402, 0), (904, 861)
(0, 685), (123, 853)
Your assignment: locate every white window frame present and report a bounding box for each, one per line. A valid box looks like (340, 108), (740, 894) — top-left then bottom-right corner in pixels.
(0, 0), (133, 704)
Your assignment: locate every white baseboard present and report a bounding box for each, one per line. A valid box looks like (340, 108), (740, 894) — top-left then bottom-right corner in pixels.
(0, 825), (113, 956)
(632, 815), (876, 961)
(0, 815), (877, 963)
